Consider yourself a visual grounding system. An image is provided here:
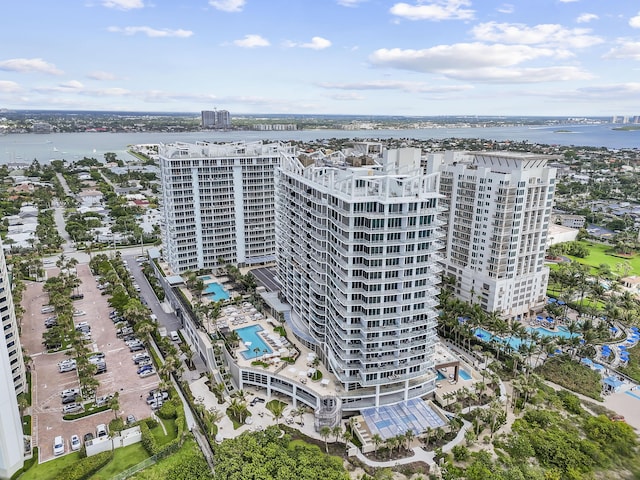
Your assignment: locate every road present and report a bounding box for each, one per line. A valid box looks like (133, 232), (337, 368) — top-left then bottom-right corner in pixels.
(249, 266), (279, 292)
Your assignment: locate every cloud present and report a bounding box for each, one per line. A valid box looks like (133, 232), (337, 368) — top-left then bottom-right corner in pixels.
(233, 34), (270, 47)
(0, 81), (21, 93)
(336, 0), (367, 6)
(577, 83), (640, 98)
(319, 79), (473, 93)
(603, 41), (640, 60)
(326, 92), (365, 100)
(558, 0), (578, 2)
(630, 13), (640, 28)
(87, 71), (117, 81)
(369, 44), (593, 83)
(0, 58), (63, 75)
(301, 37), (332, 50)
(107, 26), (193, 37)
(576, 13), (598, 23)
(209, 0), (245, 12)
(471, 22), (602, 48)
(59, 80), (84, 90)
(101, 0), (144, 10)
(497, 4), (514, 14)
(390, 0), (474, 21)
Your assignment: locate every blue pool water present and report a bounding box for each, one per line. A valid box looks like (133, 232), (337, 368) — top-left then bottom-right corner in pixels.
(459, 369), (472, 380)
(474, 326), (577, 350)
(198, 275), (213, 281)
(437, 371), (445, 380)
(204, 282), (230, 302)
(235, 324), (272, 360)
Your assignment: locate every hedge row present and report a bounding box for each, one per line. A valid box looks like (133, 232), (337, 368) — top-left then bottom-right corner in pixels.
(62, 404), (110, 421)
(140, 400), (187, 460)
(57, 451), (113, 480)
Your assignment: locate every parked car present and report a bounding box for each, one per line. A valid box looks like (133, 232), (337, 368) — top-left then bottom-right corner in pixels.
(53, 435), (65, 456)
(137, 365), (153, 374)
(137, 359), (153, 367)
(170, 331), (180, 342)
(146, 391), (169, 404)
(95, 362), (107, 374)
(83, 432), (94, 443)
(95, 394), (114, 407)
(132, 352), (149, 362)
(58, 360), (77, 373)
(41, 306), (55, 314)
(126, 414), (136, 425)
(60, 388), (80, 397)
(45, 317), (58, 328)
(62, 403), (83, 414)
(148, 399), (163, 409)
(129, 344), (145, 352)
(70, 293), (84, 300)
(70, 434), (81, 451)
(96, 424), (108, 438)
(139, 369), (156, 378)
(73, 310), (87, 317)
(62, 394), (79, 405)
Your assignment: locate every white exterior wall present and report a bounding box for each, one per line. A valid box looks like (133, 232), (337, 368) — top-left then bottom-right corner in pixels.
(159, 141), (293, 273)
(438, 152), (556, 320)
(276, 147), (442, 410)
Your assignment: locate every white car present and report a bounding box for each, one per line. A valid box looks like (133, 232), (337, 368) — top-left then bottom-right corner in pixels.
(70, 434), (81, 451)
(139, 368), (156, 378)
(73, 310), (87, 317)
(60, 388), (80, 397)
(53, 435), (65, 456)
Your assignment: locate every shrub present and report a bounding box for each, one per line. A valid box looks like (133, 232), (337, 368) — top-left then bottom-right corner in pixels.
(158, 399), (178, 419)
(452, 445), (470, 462)
(109, 417), (125, 433)
(145, 417), (158, 429)
(58, 451), (112, 480)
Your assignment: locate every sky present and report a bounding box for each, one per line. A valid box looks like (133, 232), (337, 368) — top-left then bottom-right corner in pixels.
(2, 0), (640, 116)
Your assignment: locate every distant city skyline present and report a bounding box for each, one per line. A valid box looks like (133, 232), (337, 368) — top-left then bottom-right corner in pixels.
(2, 1), (640, 116)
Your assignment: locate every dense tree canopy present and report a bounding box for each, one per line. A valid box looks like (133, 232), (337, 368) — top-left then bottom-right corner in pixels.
(212, 427), (349, 480)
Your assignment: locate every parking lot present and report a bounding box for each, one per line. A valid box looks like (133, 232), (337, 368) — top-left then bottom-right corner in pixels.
(21, 263), (159, 462)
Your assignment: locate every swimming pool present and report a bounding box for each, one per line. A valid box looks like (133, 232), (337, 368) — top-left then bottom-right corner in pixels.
(198, 275), (213, 281)
(474, 325), (577, 350)
(459, 369), (472, 380)
(204, 282), (230, 302)
(235, 324), (272, 360)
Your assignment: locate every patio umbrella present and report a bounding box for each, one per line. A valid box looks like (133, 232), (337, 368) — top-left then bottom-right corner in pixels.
(548, 298), (557, 303)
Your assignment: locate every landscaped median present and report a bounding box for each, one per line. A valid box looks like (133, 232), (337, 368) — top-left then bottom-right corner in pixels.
(62, 404), (110, 421)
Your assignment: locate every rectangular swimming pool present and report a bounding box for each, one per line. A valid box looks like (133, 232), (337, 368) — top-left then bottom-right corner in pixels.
(204, 282), (230, 302)
(235, 324), (273, 360)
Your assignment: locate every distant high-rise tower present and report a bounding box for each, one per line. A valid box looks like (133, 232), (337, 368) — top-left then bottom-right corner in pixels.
(277, 144), (442, 410)
(201, 110), (231, 129)
(431, 151), (556, 321)
(159, 140), (294, 273)
(0, 240), (24, 478)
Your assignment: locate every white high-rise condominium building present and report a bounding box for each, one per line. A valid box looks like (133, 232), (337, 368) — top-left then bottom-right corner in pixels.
(431, 151), (556, 320)
(160, 141), (295, 273)
(277, 144), (443, 410)
(0, 242), (25, 396)
(0, 240), (24, 478)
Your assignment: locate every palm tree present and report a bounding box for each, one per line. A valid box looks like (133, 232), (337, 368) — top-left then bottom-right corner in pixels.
(372, 433), (383, 456)
(109, 392), (120, 419)
(320, 426), (331, 453)
(404, 428), (415, 450)
(342, 430), (353, 454)
(331, 425), (342, 442)
(207, 409), (223, 438)
(422, 427), (432, 450)
(269, 401), (286, 426)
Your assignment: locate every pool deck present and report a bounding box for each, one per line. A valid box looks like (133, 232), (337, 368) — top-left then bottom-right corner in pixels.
(208, 302), (341, 399)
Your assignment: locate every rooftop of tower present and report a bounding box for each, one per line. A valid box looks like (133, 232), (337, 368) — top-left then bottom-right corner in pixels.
(158, 140), (294, 159)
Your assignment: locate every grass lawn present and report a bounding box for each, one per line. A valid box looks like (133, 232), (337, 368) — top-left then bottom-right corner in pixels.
(151, 418), (177, 447)
(22, 415), (31, 436)
(89, 443), (149, 480)
(20, 451), (82, 480)
(129, 438), (203, 480)
(566, 242), (640, 276)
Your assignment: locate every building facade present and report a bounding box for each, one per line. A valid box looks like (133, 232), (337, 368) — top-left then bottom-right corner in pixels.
(276, 145), (443, 411)
(0, 240), (24, 478)
(0, 243), (25, 396)
(201, 110), (231, 129)
(159, 141), (294, 273)
(430, 151), (556, 320)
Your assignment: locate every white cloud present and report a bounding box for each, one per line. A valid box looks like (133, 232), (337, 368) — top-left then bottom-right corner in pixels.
(301, 37), (332, 50)
(577, 83), (640, 98)
(604, 41), (640, 60)
(630, 13), (640, 29)
(101, 0), (144, 10)
(0, 81), (21, 93)
(209, 0), (245, 12)
(390, 0), (474, 21)
(497, 4), (514, 14)
(319, 80), (472, 93)
(107, 26), (193, 38)
(471, 22), (602, 49)
(233, 34), (270, 48)
(87, 71), (117, 81)
(336, 0), (367, 6)
(59, 80), (84, 90)
(0, 58), (63, 75)
(576, 13), (598, 23)
(326, 92), (365, 100)
(558, 0), (578, 3)
(369, 43), (592, 83)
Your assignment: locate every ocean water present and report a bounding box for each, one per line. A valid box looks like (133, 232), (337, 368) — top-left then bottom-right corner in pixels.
(1, 124), (637, 164)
